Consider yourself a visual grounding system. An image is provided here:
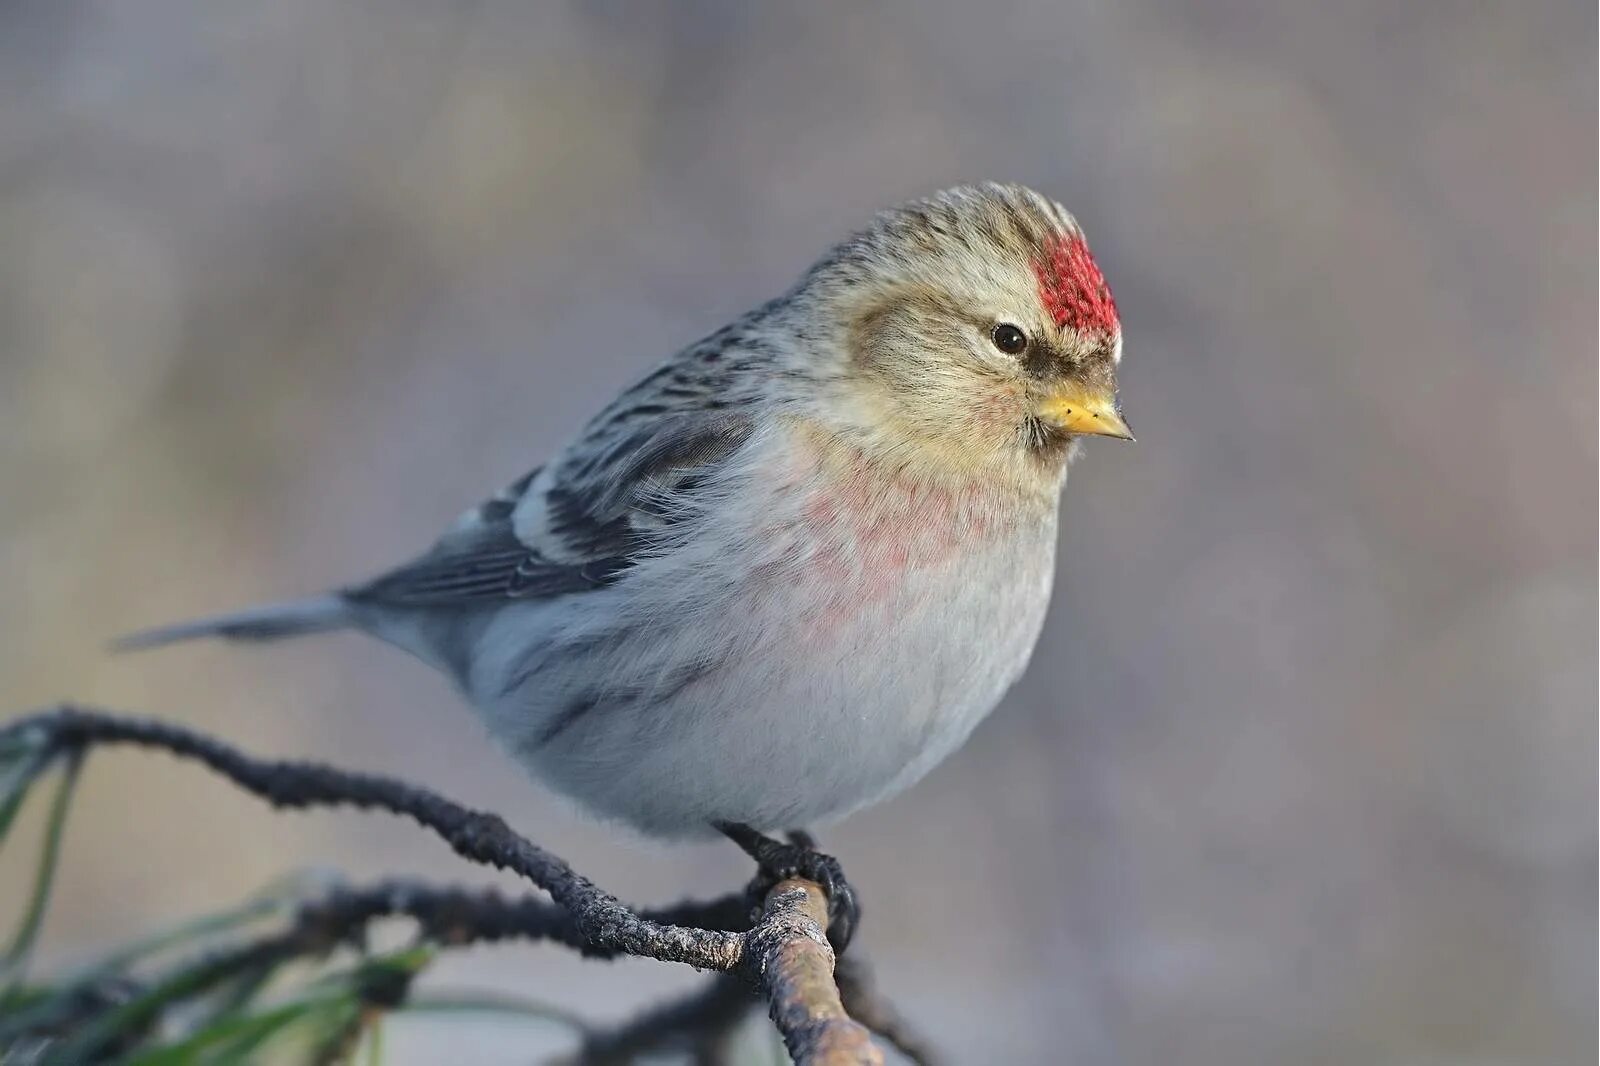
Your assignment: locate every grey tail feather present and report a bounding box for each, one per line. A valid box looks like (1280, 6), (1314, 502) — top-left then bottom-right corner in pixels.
(112, 595), (353, 652)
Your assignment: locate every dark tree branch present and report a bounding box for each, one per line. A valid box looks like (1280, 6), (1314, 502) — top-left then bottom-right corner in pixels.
(4, 879), (754, 1063)
(836, 957), (941, 1066)
(751, 880), (882, 1065)
(2, 706), (742, 971)
(293, 879), (753, 960)
(720, 822), (860, 951)
(1, 706), (903, 1065)
(571, 975), (755, 1065)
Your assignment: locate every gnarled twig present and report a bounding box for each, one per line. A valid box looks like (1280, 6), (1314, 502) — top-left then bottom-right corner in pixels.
(1, 706), (901, 1064)
(752, 880), (883, 1065)
(569, 975), (755, 1064)
(837, 957), (941, 1065)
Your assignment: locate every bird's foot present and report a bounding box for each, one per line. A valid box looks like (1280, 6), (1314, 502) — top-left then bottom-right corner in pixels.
(717, 822), (860, 953)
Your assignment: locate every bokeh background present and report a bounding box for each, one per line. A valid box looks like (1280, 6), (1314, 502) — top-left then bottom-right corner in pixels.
(1, 2), (1593, 1063)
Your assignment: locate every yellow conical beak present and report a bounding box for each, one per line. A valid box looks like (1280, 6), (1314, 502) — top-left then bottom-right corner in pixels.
(1036, 383), (1134, 440)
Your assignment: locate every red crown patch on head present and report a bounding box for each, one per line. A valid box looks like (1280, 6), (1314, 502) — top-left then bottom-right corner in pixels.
(1034, 233), (1118, 336)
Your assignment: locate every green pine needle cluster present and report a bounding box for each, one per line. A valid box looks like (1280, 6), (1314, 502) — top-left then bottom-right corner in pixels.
(0, 731), (600, 1065)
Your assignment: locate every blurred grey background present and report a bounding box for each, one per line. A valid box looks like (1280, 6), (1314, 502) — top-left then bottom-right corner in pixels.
(1, 2), (1593, 1063)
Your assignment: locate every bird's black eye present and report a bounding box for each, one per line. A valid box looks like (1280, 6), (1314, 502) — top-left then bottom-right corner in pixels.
(990, 322), (1029, 356)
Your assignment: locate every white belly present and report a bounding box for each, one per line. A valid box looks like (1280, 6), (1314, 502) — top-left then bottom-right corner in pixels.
(465, 444), (1063, 837)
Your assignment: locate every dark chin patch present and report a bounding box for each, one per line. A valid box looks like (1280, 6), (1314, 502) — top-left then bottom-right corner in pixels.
(1020, 416), (1073, 458)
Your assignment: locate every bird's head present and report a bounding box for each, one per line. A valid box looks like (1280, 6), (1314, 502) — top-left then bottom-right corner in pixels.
(788, 183), (1130, 485)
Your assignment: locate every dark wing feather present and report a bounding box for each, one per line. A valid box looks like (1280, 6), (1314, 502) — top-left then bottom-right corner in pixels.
(346, 410), (753, 609)
(579, 413), (753, 529)
(346, 527), (631, 607)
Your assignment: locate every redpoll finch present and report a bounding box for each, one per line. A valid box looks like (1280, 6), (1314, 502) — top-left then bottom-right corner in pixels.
(122, 184), (1131, 938)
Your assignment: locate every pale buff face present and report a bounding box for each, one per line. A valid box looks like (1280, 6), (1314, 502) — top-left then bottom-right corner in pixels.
(811, 184), (1129, 478)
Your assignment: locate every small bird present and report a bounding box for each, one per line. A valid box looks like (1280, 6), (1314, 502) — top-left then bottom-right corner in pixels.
(122, 184), (1130, 935)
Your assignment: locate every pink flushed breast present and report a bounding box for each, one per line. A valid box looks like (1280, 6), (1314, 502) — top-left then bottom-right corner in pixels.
(741, 428), (1017, 645)
(783, 461), (1004, 641)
